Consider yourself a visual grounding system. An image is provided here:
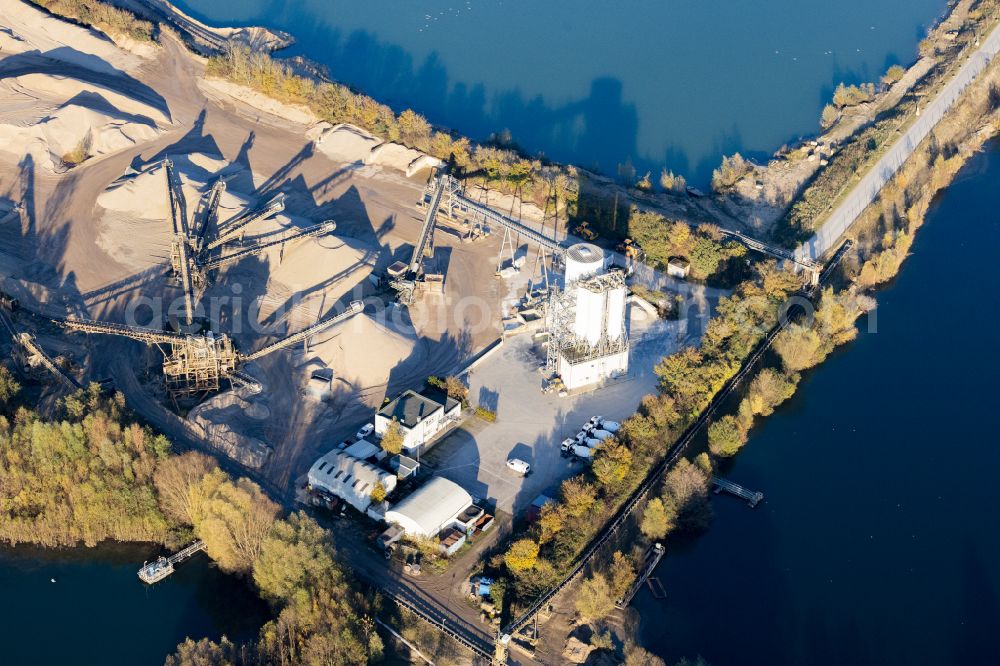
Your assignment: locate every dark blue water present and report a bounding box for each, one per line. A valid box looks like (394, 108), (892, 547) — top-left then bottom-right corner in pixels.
(172, 0), (946, 184)
(635, 142), (1000, 665)
(0, 543), (269, 665)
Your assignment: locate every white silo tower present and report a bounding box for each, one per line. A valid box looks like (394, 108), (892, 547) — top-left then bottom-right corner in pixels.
(547, 242), (630, 391)
(564, 243), (607, 283)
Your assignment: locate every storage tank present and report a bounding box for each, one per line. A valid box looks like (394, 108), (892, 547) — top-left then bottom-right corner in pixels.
(605, 284), (627, 340)
(573, 285), (605, 346)
(564, 243), (606, 283)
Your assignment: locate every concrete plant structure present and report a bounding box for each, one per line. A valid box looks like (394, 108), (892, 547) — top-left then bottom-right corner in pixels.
(548, 243), (630, 391)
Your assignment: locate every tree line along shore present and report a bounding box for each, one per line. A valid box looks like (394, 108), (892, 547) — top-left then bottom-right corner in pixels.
(4, 0), (1000, 664)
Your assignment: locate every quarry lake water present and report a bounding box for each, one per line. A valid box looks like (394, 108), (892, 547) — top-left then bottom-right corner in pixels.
(0, 543), (268, 664)
(633, 141), (1000, 665)
(172, 0), (948, 184)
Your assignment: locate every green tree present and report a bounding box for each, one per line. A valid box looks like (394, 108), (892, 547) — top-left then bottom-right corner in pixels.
(575, 573), (615, 621)
(883, 64), (906, 84)
(640, 497), (674, 540)
(707, 415), (747, 457)
(592, 439), (633, 489)
(444, 375), (468, 405)
(380, 417), (405, 455)
(164, 637), (239, 666)
(711, 153), (751, 191)
(609, 551), (636, 600)
(253, 512), (334, 604)
(0, 365), (20, 410)
(560, 477), (598, 518)
(195, 472), (280, 573)
(537, 503), (565, 544)
(504, 538), (540, 572)
(624, 643), (667, 666)
(663, 458), (712, 531)
(154, 451), (216, 527)
(747, 368), (799, 417)
(774, 323), (824, 372)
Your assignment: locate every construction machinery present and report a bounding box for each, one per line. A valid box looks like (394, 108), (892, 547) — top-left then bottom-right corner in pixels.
(390, 168), (449, 305)
(48, 158), (349, 400)
(56, 301), (364, 399)
(571, 221), (598, 241)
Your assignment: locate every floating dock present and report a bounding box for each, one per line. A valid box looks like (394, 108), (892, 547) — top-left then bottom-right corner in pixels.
(138, 540), (206, 584)
(711, 476), (764, 508)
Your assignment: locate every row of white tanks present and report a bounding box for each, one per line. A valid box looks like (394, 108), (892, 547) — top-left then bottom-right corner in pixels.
(564, 242), (627, 346)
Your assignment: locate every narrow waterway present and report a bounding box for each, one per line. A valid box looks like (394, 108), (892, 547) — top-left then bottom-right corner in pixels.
(0, 543), (269, 665)
(636, 142), (1000, 665)
(171, 0), (946, 184)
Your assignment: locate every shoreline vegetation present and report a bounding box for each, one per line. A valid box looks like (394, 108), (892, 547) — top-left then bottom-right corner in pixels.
(0, 381), (383, 664)
(5, 0), (1000, 664)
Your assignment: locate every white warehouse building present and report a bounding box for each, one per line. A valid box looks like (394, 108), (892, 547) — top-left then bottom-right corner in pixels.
(384, 477), (474, 539)
(307, 449), (397, 513)
(551, 243), (629, 390)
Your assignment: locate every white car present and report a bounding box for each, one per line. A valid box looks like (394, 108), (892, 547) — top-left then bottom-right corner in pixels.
(506, 458), (531, 475)
(356, 423), (374, 440)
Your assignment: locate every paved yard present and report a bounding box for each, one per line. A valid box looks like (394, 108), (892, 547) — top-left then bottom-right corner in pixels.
(422, 311), (689, 514)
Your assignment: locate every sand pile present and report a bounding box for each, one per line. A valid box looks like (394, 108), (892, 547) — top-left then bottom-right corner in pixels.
(306, 313), (423, 392)
(94, 153), (246, 273)
(309, 123), (442, 176)
(0, 103), (158, 171)
(188, 392), (272, 468)
(258, 236), (376, 323)
(365, 141), (422, 170)
(9, 74), (170, 124)
(0, 73), (168, 172)
(1, 1), (151, 72)
(312, 123), (383, 163)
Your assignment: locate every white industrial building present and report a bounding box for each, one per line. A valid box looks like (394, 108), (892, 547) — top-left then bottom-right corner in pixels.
(548, 243), (629, 390)
(384, 477), (475, 539)
(375, 389), (461, 453)
(307, 449), (397, 513)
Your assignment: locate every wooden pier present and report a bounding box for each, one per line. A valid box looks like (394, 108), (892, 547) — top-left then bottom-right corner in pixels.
(616, 543), (665, 608)
(138, 540), (206, 584)
(711, 476), (764, 508)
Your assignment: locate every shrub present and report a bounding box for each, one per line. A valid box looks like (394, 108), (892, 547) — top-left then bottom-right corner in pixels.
(474, 406), (496, 422)
(820, 104), (840, 129)
(31, 0), (155, 41)
(883, 64), (906, 84)
(832, 82), (876, 108)
(711, 153), (751, 191)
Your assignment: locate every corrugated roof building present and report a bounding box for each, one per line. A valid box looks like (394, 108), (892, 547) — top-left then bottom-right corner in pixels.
(384, 477), (473, 539)
(307, 449), (397, 513)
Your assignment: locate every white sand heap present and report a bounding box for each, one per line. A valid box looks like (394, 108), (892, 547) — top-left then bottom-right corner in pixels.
(1, 0), (153, 71)
(94, 152), (243, 273)
(311, 122), (383, 164)
(310, 122), (442, 176)
(0, 103), (159, 171)
(0, 73), (168, 172)
(253, 236), (376, 326)
(305, 312), (425, 392)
